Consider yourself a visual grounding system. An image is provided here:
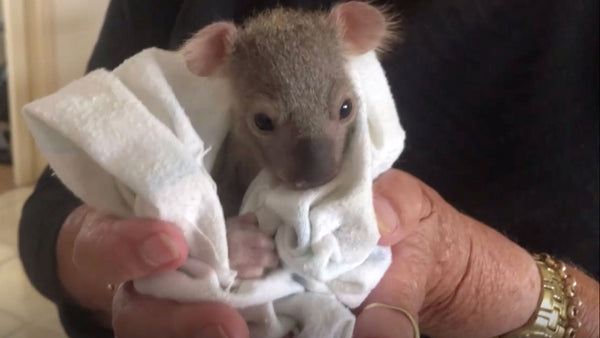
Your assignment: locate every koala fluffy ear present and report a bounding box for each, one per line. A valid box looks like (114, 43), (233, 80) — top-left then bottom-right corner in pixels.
(329, 1), (395, 55)
(182, 22), (237, 77)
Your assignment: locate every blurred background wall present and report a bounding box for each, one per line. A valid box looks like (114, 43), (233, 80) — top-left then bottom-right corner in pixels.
(52, 0), (110, 88)
(1, 0), (109, 188)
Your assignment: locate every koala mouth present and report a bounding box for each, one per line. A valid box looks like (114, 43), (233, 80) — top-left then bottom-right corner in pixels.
(290, 170), (338, 191)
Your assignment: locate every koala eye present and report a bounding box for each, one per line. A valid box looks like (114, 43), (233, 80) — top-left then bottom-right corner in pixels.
(339, 99), (352, 120)
(254, 113), (275, 131)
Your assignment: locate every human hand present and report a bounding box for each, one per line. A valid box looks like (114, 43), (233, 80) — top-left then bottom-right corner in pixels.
(227, 212), (279, 279)
(353, 169), (542, 338)
(57, 205), (249, 338)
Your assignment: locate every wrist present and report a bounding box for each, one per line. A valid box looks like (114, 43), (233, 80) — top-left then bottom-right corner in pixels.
(501, 254), (587, 338)
(563, 264), (599, 338)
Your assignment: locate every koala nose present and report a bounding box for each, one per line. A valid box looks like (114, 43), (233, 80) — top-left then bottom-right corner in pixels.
(292, 138), (337, 189)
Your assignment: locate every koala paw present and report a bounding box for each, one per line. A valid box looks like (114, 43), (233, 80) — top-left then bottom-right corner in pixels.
(226, 213), (278, 279)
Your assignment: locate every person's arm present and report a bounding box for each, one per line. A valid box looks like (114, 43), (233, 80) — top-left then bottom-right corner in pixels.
(354, 170), (599, 338)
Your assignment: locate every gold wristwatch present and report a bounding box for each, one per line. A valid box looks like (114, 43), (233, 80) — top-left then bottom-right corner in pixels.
(500, 253), (582, 338)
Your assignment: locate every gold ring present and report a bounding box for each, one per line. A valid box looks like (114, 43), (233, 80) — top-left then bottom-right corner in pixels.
(363, 302), (420, 338)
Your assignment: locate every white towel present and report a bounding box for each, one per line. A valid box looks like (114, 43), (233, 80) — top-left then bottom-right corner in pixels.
(23, 47), (404, 338)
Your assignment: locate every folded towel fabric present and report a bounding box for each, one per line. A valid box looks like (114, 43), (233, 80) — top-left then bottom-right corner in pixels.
(23, 47), (404, 337)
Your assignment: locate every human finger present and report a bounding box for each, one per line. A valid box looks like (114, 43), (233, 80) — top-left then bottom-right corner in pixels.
(72, 206), (188, 284)
(354, 235), (433, 338)
(373, 169), (433, 246)
(112, 282), (249, 338)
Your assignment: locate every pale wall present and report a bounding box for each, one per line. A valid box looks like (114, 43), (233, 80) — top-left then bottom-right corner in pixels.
(52, 0), (110, 88)
(1, 0), (110, 185)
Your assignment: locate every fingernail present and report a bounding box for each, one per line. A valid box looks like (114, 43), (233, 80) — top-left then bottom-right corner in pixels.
(197, 325), (229, 338)
(140, 233), (180, 268)
(373, 195), (399, 234)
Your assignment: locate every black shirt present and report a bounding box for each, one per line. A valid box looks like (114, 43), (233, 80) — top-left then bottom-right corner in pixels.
(19, 0), (599, 336)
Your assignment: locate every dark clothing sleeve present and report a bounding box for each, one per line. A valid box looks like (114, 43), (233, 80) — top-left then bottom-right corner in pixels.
(387, 0), (599, 277)
(87, 0), (184, 72)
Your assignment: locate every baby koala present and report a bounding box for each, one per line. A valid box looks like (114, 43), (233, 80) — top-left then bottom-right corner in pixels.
(182, 2), (394, 278)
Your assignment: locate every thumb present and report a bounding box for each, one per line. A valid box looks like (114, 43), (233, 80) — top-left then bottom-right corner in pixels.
(71, 206), (188, 283)
(353, 242), (428, 338)
(113, 282), (249, 338)
(354, 304), (419, 338)
(373, 169), (432, 246)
